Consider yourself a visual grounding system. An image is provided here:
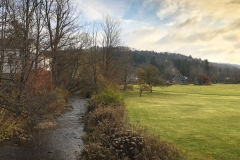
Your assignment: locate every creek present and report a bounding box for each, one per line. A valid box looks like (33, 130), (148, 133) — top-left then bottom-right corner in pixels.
(0, 97), (87, 160)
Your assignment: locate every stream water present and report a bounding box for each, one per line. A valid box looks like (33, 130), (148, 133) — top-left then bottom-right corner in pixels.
(0, 97), (87, 160)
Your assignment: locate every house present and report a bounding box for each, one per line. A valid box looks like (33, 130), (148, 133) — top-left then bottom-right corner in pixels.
(2, 50), (52, 74)
(37, 56), (52, 71)
(1, 38), (52, 74)
(1, 37), (21, 74)
(2, 48), (22, 74)
(173, 74), (188, 84)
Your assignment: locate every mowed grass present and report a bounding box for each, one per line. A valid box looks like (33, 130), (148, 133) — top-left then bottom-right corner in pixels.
(122, 84), (240, 160)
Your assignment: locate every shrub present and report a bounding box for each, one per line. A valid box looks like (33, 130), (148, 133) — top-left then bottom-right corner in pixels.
(95, 87), (124, 105)
(84, 105), (125, 133)
(0, 109), (25, 142)
(140, 133), (182, 160)
(26, 68), (53, 93)
(85, 100), (101, 113)
(126, 84), (134, 90)
(79, 99), (183, 160)
(224, 77), (237, 84)
(79, 143), (115, 160)
(40, 87), (69, 116)
(99, 126), (144, 160)
(197, 74), (211, 85)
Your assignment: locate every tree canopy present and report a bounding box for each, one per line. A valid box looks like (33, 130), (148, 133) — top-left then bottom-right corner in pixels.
(136, 65), (164, 96)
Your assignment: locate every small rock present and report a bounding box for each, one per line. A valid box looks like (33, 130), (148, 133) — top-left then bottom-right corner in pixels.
(47, 150), (54, 153)
(20, 137), (27, 141)
(19, 134), (32, 141)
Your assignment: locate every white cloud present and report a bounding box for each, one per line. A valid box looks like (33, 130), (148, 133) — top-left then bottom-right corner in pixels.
(124, 27), (162, 48)
(72, 0), (240, 64)
(75, 0), (128, 21)
(124, 0), (240, 64)
(157, 0), (179, 20)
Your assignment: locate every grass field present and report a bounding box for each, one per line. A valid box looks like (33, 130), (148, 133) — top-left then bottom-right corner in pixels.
(122, 84), (240, 160)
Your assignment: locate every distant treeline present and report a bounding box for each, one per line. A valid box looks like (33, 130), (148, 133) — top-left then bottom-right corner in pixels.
(129, 50), (240, 84)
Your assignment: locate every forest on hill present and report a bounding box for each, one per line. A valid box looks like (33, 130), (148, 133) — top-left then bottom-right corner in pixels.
(129, 49), (240, 84)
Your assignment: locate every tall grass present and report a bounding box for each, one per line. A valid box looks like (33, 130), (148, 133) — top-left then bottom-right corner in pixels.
(123, 84), (240, 159)
(0, 87), (69, 141)
(0, 109), (26, 142)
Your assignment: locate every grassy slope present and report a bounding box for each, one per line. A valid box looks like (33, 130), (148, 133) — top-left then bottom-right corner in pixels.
(123, 84), (240, 160)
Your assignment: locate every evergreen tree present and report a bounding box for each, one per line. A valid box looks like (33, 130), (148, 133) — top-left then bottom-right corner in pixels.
(204, 59), (210, 75)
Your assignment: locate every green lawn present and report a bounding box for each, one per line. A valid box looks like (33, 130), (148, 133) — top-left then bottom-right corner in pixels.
(122, 84), (240, 160)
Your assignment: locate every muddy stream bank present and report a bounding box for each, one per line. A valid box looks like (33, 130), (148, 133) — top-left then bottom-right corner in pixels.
(0, 97), (87, 160)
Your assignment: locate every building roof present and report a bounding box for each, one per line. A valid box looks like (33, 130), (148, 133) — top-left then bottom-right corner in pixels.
(173, 74), (187, 84)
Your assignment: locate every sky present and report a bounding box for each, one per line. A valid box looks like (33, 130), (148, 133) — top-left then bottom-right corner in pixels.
(74, 0), (240, 65)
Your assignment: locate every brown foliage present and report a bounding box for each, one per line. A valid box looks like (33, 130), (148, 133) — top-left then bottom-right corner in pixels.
(79, 143), (116, 160)
(26, 68), (53, 93)
(79, 99), (183, 160)
(84, 104), (125, 133)
(197, 74), (211, 85)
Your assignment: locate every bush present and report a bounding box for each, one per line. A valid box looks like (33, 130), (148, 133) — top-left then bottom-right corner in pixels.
(224, 77), (237, 84)
(126, 84), (134, 90)
(85, 100), (101, 113)
(140, 133), (182, 160)
(0, 109), (25, 142)
(84, 105), (125, 133)
(79, 143), (115, 160)
(37, 88), (69, 116)
(79, 99), (183, 160)
(26, 68), (53, 93)
(99, 126), (144, 160)
(95, 87), (124, 105)
(197, 74), (211, 85)
(0, 87), (70, 140)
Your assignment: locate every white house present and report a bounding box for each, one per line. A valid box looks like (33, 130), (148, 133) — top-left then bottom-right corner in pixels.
(2, 49), (52, 74)
(37, 55), (52, 71)
(2, 49), (22, 74)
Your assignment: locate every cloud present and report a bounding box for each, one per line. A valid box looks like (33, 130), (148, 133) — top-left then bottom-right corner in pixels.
(224, 34), (239, 42)
(229, 0), (240, 5)
(157, 28), (223, 44)
(75, 0), (128, 21)
(126, 16), (240, 63)
(176, 17), (198, 29)
(157, 0), (180, 20)
(124, 27), (162, 48)
(153, 0), (240, 28)
(73, 0), (240, 64)
(160, 18), (240, 44)
(234, 43), (240, 49)
(146, 0), (240, 63)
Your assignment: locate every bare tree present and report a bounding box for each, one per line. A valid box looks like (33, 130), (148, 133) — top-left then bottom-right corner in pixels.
(88, 22), (100, 93)
(33, 0), (45, 70)
(100, 14), (121, 80)
(43, 0), (79, 84)
(0, 1), (6, 77)
(116, 47), (134, 90)
(0, 0), (40, 115)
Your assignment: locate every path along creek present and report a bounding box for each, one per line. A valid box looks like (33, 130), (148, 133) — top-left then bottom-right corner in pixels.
(0, 97), (87, 160)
